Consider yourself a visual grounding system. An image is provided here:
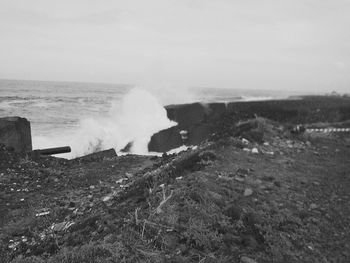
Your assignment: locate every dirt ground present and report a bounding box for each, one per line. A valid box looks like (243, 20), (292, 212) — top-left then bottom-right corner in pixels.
(0, 119), (349, 263)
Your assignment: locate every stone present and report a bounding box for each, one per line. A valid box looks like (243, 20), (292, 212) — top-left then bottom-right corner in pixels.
(244, 188), (253, 196)
(310, 203), (318, 209)
(242, 138), (250, 145)
(0, 116), (32, 152)
(240, 256), (258, 263)
(120, 142), (133, 152)
(102, 194), (113, 202)
(251, 148), (259, 154)
(235, 176), (245, 182)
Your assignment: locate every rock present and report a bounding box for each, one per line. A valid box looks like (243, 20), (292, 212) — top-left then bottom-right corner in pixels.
(120, 142), (133, 152)
(310, 203), (318, 209)
(149, 102), (226, 152)
(240, 256), (258, 263)
(244, 188), (253, 196)
(148, 126), (183, 152)
(235, 176), (245, 182)
(102, 194), (113, 202)
(0, 116), (32, 152)
(251, 148), (259, 154)
(242, 138), (250, 145)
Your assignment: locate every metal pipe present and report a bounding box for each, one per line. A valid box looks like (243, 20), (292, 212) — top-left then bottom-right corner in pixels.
(33, 146), (71, 155)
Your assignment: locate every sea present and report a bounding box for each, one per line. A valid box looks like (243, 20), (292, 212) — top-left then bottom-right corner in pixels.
(0, 79), (303, 158)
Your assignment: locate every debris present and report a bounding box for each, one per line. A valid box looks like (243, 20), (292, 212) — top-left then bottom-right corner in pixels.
(307, 245), (314, 250)
(50, 221), (75, 232)
(116, 178), (128, 184)
(179, 130), (188, 141)
(155, 189), (173, 214)
(36, 211), (50, 217)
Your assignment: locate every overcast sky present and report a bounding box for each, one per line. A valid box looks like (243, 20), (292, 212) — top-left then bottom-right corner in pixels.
(0, 0), (349, 92)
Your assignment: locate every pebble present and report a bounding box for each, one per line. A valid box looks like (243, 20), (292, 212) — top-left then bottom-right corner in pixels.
(241, 256), (258, 263)
(310, 203), (318, 209)
(244, 188), (253, 197)
(251, 148), (259, 154)
(235, 176), (245, 182)
(102, 195), (113, 202)
(242, 138), (249, 145)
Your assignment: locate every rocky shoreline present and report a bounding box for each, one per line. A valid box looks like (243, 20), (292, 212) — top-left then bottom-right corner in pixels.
(0, 96), (350, 263)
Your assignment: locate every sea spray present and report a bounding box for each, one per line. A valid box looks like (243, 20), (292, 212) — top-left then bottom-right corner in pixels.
(33, 89), (176, 158)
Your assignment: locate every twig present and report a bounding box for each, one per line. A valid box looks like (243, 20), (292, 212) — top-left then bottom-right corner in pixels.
(135, 207), (140, 225)
(141, 220), (146, 238)
(155, 189), (174, 214)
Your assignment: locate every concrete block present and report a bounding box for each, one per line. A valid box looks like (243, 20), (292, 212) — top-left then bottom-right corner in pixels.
(0, 116), (32, 152)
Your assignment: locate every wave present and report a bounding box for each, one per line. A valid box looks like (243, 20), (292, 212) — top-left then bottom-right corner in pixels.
(33, 89), (177, 158)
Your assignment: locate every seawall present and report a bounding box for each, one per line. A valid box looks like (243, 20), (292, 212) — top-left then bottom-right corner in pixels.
(148, 96), (350, 152)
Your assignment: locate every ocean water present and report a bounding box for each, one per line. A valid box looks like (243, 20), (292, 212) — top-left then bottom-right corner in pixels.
(0, 79), (290, 158)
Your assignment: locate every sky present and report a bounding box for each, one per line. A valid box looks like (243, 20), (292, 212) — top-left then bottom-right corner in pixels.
(0, 0), (349, 92)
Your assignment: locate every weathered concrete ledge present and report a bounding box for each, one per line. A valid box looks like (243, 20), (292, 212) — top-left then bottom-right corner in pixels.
(148, 96), (350, 152)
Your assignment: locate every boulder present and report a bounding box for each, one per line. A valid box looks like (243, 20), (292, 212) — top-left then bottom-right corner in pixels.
(0, 116), (32, 152)
(148, 126), (183, 153)
(149, 103), (226, 152)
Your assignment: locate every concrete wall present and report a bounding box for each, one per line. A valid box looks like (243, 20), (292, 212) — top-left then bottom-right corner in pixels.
(148, 96), (350, 152)
(0, 117), (32, 152)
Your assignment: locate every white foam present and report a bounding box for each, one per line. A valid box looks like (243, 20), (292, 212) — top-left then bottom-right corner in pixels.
(33, 88), (177, 158)
(240, 96), (273, 101)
